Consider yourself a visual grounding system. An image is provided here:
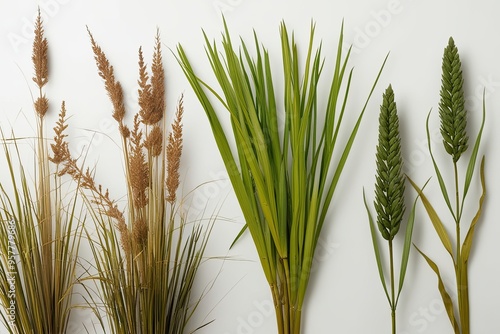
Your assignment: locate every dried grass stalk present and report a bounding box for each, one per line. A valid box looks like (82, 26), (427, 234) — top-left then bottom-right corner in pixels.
(54, 30), (212, 334)
(0, 11), (82, 334)
(32, 9), (48, 90)
(87, 28), (128, 135)
(166, 95), (183, 204)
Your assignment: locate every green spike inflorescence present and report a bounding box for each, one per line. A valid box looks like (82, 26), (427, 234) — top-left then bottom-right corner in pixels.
(374, 85), (405, 241)
(439, 37), (468, 163)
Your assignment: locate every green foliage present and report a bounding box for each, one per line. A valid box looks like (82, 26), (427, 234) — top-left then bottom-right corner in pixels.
(177, 19), (386, 333)
(365, 85), (419, 334)
(410, 37), (486, 334)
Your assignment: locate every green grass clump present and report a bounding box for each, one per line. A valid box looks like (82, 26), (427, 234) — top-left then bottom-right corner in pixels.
(177, 19), (386, 333)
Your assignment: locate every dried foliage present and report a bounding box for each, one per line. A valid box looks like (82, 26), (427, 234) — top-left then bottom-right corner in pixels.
(166, 95), (184, 204)
(0, 12), (83, 334)
(52, 30), (212, 334)
(87, 28), (128, 138)
(32, 9), (48, 89)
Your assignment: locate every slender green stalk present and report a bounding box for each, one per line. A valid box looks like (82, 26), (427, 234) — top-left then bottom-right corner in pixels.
(453, 161), (465, 333)
(178, 20), (386, 333)
(409, 37), (486, 334)
(389, 240), (396, 334)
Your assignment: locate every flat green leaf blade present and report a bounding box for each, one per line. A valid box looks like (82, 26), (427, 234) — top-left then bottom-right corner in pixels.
(176, 44), (274, 281)
(396, 185), (423, 305)
(317, 53), (389, 242)
(415, 246), (460, 334)
(426, 111), (455, 221)
(229, 224), (248, 249)
(397, 179), (429, 303)
(364, 190), (391, 306)
(408, 177), (454, 259)
(462, 91), (486, 200)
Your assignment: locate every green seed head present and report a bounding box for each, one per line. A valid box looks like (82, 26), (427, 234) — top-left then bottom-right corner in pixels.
(374, 85), (405, 241)
(439, 37), (468, 162)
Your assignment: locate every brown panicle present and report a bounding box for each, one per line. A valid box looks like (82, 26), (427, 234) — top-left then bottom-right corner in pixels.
(49, 111), (131, 255)
(129, 115), (149, 209)
(34, 96), (49, 118)
(49, 101), (70, 165)
(132, 217), (148, 247)
(32, 9), (48, 89)
(144, 125), (162, 157)
(32, 9), (49, 117)
(138, 46), (153, 125)
(149, 29), (165, 126)
(166, 95), (184, 203)
(87, 28), (126, 126)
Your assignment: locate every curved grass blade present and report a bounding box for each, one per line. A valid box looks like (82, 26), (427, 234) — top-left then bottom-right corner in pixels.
(461, 156), (486, 263)
(462, 91), (486, 204)
(426, 110), (456, 222)
(395, 178), (429, 305)
(175, 45), (273, 275)
(415, 246), (460, 334)
(316, 53), (389, 242)
(229, 224), (248, 249)
(364, 189), (390, 305)
(408, 177), (454, 259)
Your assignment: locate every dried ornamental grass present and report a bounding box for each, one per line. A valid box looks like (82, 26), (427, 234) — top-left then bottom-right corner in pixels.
(55, 29), (213, 334)
(0, 11), (83, 334)
(364, 85), (420, 334)
(409, 37), (486, 334)
(177, 20), (387, 334)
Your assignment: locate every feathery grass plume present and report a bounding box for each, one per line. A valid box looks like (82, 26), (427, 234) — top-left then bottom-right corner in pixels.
(149, 29), (165, 125)
(49, 101), (70, 165)
(87, 28), (129, 138)
(166, 95), (184, 204)
(32, 9), (48, 120)
(129, 114), (149, 209)
(138, 46), (153, 123)
(57, 30), (213, 334)
(0, 12), (83, 333)
(364, 85), (419, 334)
(177, 19), (387, 334)
(144, 124), (162, 157)
(409, 37), (486, 334)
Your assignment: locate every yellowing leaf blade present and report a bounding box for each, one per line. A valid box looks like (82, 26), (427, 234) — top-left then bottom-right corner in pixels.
(461, 156), (486, 264)
(408, 177), (454, 259)
(415, 246), (460, 334)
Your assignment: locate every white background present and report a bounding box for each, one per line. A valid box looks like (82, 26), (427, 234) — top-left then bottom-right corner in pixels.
(1, 0), (499, 333)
